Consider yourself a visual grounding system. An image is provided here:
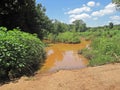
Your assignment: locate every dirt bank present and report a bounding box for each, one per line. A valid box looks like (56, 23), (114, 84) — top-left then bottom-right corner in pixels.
(0, 63), (120, 90)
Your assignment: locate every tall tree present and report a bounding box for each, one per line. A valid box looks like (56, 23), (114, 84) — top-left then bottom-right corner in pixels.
(0, 0), (52, 39)
(52, 20), (69, 34)
(72, 20), (87, 32)
(112, 0), (120, 10)
(35, 3), (53, 38)
(109, 22), (114, 29)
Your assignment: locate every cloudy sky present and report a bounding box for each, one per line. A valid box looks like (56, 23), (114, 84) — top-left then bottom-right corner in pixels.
(36, 0), (120, 27)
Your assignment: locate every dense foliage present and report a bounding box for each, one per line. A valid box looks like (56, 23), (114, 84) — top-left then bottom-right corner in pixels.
(46, 32), (80, 44)
(80, 25), (120, 66)
(0, 0), (119, 82)
(72, 20), (87, 32)
(0, 0), (87, 40)
(0, 0), (52, 39)
(56, 32), (80, 44)
(0, 27), (45, 80)
(51, 19), (87, 33)
(113, 0), (120, 10)
(44, 19), (87, 43)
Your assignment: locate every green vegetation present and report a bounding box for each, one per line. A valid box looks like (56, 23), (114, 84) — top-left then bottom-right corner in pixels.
(0, 27), (45, 80)
(80, 26), (120, 66)
(0, 0), (120, 82)
(56, 32), (80, 44)
(46, 32), (80, 44)
(44, 19), (87, 44)
(46, 23), (120, 66)
(0, 0), (53, 39)
(72, 20), (87, 32)
(113, 0), (120, 9)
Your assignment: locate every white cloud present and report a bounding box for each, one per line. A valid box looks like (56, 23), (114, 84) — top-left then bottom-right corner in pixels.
(96, 2), (100, 6)
(93, 17), (98, 20)
(69, 18), (76, 23)
(67, 6), (91, 14)
(110, 15), (120, 21)
(69, 13), (91, 23)
(91, 11), (103, 16)
(91, 3), (116, 17)
(87, 1), (95, 7)
(105, 3), (115, 9)
(114, 21), (120, 24)
(87, 1), (100, 7)
(109, 15), (120, 24)
(70, 13), (91, 19)
(108, 20), (120, 25)
(65, 2), (92, 23)
(65, 1), (118, 26)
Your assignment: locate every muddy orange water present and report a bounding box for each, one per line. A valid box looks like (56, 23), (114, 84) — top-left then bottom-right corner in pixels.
(40, 40), (91, 73)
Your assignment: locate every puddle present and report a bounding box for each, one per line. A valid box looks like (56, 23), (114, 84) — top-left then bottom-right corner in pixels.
(40, 40), (91, 72)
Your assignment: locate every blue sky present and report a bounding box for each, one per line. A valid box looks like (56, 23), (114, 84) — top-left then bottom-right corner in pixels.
(36, 0), (120, 27)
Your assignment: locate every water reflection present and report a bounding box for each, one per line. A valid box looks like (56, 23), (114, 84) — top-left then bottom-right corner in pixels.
(40, 40), (90, 72)
(47, 49), (54, 56)
(49, 51), (86, 72)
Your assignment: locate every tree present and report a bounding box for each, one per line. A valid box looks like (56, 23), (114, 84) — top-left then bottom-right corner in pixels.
(0, 0), (26, 30)
(112, 0), (120, 10)
(35, 4), (53, 38)
(68, 24), (76, 31)
(0, 0), (52, 39)
(72, 20), (87, 32)
(52, 20), (69, 34)
(109, 22), (114, 29)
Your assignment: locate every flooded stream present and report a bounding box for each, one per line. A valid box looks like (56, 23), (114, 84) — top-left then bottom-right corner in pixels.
(40, 40), (91, 72)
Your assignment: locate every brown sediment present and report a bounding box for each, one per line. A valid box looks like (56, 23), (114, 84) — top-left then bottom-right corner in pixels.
(0, 40), (120, 90)
(40, 40), (91, 72)
(1, 63), (120, 90)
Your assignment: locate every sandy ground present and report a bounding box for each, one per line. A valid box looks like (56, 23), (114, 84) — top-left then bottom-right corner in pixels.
(0, 63), (120, 90)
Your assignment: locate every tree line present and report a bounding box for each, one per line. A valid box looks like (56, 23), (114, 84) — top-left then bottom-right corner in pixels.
(0, 0), (53, 39)
(0, 0), (119, 39)
(0, 0), (88, 39)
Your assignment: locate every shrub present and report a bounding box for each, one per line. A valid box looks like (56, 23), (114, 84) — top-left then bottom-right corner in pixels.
(81, 29), (120, 66)
(46, 32), (80, 44)
(0, 27), (46, 80)
(47, 33), (57, 43)
(56, 32), (81, 44)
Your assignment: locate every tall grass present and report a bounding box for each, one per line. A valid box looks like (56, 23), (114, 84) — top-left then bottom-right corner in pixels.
(80, 29), (120, 66)
(56, 32), (80, 43)
(46, 31), (81, 44)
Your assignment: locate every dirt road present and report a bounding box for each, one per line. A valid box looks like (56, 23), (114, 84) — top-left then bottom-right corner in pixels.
(0, 63), (120, 90)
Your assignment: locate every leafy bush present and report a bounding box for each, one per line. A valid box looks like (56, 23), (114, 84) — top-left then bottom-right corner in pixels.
(46, 32), (80, 44)
(56, 32), (81, 44)
(47, 33), (57, 43)
(0, 27), (46, 80)
(82, 30), (120, 66)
